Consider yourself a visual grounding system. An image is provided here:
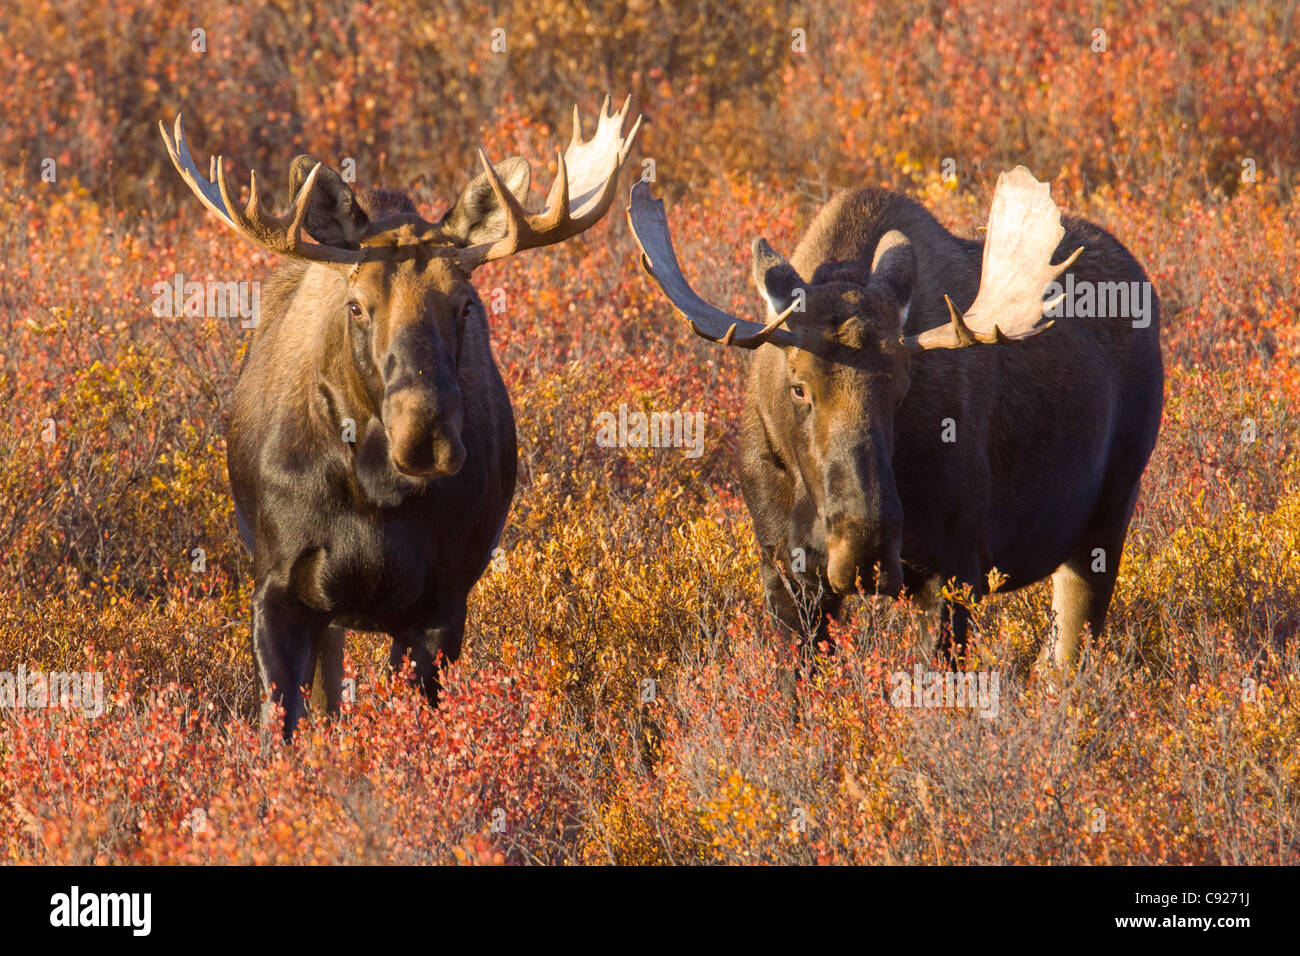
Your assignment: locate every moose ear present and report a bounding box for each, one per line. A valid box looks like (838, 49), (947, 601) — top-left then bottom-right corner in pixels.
(751, 238), (803, 316)
(288, 155), (370, 247)
(441, 157), (532, 246)
(869, 230), (916, 323)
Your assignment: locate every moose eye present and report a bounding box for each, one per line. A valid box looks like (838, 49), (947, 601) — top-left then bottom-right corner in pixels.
(459, 300), (474, 323)
(791, 384), (809, 402)
(347, 301), (365, 321)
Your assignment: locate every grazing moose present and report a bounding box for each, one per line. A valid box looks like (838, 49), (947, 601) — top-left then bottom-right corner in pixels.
(161, 98), (641, 737)
(629, 168), (1162, 666)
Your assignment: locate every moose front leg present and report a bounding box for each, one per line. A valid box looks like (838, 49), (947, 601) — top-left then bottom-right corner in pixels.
(305, 625), (346, 717)
(251, 582), (325, 740)
(913, 573), (976, 666)
(389, 597), (468, 707)
(940, 600), (973, 665)
(757, 547), (843, 722)
(758, 545), (841, 654)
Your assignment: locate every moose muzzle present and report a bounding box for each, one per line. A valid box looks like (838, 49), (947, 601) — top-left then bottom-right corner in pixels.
(823, 443), (904, 595)
(383, 387), (466, 479)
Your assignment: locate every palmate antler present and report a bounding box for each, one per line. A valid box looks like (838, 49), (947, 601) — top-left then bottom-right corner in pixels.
(457, 95), (643, 270)
(904, 166), (1083, 351)
(159, 115), (364, 264)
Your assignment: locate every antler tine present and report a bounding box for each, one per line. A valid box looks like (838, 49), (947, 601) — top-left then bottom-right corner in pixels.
(570, 103), (583, 151)
(1040, 245), (1084, 316)
(246, 168), (264, 222)
(159, 112), (362, 265)
(721, 300), (797, 347)
(160, 115), (236, 231)
(215, 159), (243, 230)
(218, 157), (268, 249)
(281, 163), (322, 252)
(620, 113), (644, 167)
(475, 146), (530, 243)
(458, 95), (642, 271)
(542, 146), (571, 229)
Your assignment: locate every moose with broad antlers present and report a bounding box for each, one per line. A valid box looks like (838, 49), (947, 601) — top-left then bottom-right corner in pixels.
(161, 97), (641, 738)
(629, 167), (1163, 667)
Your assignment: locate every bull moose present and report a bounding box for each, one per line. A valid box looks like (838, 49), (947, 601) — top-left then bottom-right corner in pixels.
(160, 98), (641, 737)
(628, 168), (1162, 666)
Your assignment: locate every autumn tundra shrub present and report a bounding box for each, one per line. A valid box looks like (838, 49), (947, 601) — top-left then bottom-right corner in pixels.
(1, 1), (1298, 863)
(1, 0), (798, 209)
(3, 1), (1297, 208)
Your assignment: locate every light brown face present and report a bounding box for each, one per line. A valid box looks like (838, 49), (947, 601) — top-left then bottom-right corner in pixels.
(780, 284), (912, 595)
(162, 100), (641, 481)
(345, 222), (474, 479)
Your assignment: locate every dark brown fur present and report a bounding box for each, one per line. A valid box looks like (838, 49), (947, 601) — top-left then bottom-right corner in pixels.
(741, 187), (1163, 664)
(230, 164), (532, 737)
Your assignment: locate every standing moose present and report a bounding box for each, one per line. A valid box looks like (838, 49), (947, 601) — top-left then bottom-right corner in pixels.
(628, 168), (1162, 666)
(161, 98), (640, 737)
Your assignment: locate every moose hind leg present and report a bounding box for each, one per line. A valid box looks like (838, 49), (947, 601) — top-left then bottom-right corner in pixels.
(1043, 485), (1139, 669)
(1045, 560), (1099, 669)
